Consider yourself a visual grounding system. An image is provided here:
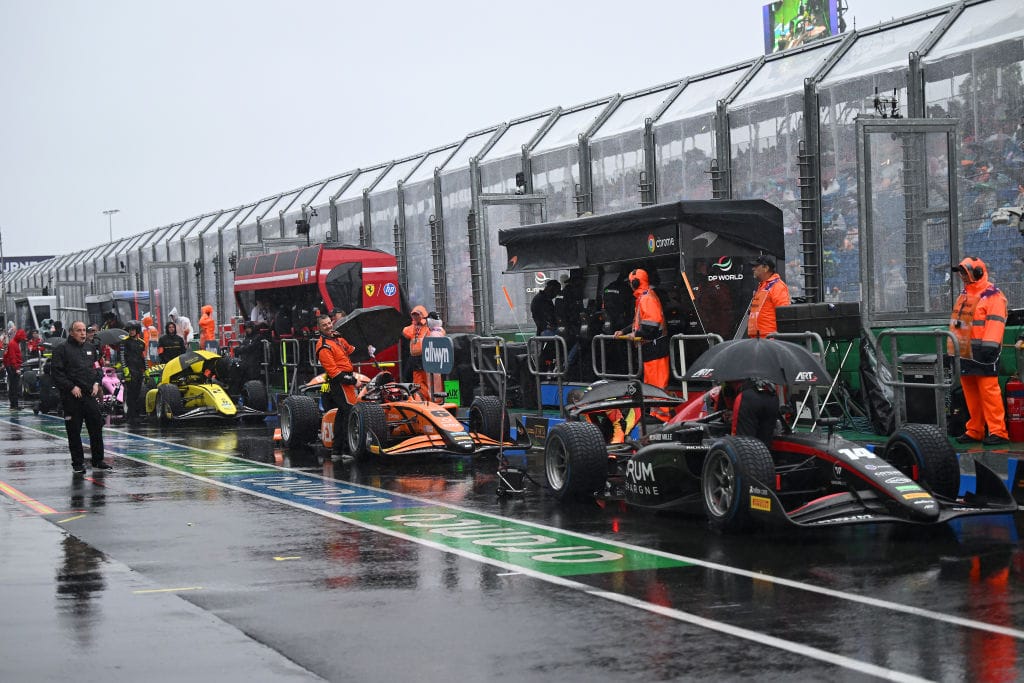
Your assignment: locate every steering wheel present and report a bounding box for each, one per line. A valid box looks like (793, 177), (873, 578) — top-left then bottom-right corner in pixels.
(385, 384), (410, 402)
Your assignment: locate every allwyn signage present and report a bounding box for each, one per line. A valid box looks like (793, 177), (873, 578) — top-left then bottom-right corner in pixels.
(422, 336), (454, 374)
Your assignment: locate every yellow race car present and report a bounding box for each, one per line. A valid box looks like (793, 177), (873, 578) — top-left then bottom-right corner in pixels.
(145, 350), (267, 424)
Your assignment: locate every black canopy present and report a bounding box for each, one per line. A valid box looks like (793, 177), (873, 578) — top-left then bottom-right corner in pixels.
(498, 200), (784, 273)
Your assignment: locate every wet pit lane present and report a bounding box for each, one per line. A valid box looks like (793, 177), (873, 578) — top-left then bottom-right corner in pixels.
(2, 409), (1024, 682)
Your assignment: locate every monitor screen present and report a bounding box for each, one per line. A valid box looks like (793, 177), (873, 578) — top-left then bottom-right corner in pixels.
(763, 0), (840, 54)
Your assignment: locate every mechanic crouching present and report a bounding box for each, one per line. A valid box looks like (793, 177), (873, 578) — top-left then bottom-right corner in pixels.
(715, 378), (779, 447)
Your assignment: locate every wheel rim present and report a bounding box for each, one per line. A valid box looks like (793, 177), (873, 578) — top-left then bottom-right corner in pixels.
(703, 451), (736, 517)
(347, 411), (362, 453)
(280, 406), (292, 442)
(545, 437), (568, 491)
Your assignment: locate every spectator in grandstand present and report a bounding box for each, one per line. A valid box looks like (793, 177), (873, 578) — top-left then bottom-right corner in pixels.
(198, 304), (216, 351)
(158, 321), (186, 363)
(747, 255), (790, 338)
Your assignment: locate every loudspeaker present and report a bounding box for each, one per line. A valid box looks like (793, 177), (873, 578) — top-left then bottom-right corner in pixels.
(776, 301), (861, 341)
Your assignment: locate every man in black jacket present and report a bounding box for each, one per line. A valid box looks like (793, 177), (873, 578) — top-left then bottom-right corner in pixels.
(51, 321), (110, 474)
(122, 321), (147, 422)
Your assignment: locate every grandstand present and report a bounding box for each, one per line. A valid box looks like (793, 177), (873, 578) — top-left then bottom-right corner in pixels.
(4, 0), (1023, 335)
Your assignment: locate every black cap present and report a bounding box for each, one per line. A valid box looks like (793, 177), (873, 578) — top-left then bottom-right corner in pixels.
(749, 254), (776, 270)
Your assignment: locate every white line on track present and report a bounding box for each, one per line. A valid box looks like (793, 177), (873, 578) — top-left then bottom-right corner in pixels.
(4, 416), (1012, 680)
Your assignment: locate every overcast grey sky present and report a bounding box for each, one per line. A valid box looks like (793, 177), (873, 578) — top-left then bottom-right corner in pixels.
(0, 0), (943, 257)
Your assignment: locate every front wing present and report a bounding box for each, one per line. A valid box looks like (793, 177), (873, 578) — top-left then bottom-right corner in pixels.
(372, 431), (516, 457)
(746, 461), (1018, 527)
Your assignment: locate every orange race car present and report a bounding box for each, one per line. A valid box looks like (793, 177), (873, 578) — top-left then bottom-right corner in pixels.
(279, 371), (525, 459)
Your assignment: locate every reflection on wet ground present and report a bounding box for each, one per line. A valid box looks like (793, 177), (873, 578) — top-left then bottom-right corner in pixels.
(2, 411), (1024, 681)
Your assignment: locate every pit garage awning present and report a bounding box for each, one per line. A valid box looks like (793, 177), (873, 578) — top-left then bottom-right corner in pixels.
(497, 200), (784, 273)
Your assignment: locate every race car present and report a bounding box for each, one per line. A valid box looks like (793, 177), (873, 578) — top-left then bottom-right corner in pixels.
(543, 379), (1018, 530)
(145, 350), (268, 424)
(279, 371), (526, 458)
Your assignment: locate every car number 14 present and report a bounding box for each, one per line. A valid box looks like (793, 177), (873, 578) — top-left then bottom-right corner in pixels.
(838, 447), (876, 461)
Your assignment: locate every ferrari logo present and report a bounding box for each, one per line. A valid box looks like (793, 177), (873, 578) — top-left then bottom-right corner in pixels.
(365, 284), (376, 297)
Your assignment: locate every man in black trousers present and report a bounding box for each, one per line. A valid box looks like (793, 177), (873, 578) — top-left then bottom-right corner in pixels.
(51, 321), (111, 474)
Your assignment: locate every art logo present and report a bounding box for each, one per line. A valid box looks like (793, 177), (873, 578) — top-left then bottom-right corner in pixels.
(383, 282), (397, 297)
(647, 235), (656, 253)
(365, 284), (376, 297)
(711, 256), (733, 271)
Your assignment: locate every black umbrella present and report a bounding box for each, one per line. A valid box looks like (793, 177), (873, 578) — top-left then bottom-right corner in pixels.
(683, 337), (832, 387)
(96, 328), (128, 346)
(332, 305), (407, 363)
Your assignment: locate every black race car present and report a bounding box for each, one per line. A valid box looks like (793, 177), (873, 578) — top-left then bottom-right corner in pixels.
(542, 380), (1017, 531)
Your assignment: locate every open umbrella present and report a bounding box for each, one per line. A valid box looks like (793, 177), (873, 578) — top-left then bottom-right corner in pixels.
(683, 337), (832, 388)
(333, 305), (406, 363)
(96, 328), (128, 346)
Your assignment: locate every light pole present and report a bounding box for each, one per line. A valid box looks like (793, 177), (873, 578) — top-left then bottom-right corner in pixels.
(102, 209), (120, 242)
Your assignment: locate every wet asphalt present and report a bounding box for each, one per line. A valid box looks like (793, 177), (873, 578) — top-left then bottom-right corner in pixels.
(2, 408), (1024, 682)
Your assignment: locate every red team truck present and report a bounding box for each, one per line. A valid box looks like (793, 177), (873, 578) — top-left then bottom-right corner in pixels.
(232, 244), (404, 381)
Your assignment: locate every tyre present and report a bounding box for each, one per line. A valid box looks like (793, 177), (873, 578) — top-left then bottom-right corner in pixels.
(240, 380), (268, 412)
(280, 395), (321, 449)
(469, 395), (509, 441)
(21, 369), (38, 399)
(155, 384), (184, 425)
(347, 403), (387, 460)
(544, 421), (608, 502)
(701, 436), (775, 533)
(882, 423), (960, 499)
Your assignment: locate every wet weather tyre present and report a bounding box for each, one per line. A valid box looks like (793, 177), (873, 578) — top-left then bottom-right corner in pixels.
(280, 395), (321, 449)
(544, 421), (608, 502)
(469, 395), (509, 441)
(702, 436), (775, 533)
(347, 403), (387, 460)
(240, 380), (268, 411)
(882, 423), (960, 499)
(155, 385), (183, 425)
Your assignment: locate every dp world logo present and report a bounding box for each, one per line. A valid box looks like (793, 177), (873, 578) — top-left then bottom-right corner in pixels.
(711, 256), (733, 271)
(647, 234), (656, 253)
(383, 282), (397, 297)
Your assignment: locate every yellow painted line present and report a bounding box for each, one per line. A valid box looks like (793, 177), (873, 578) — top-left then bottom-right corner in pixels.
(0, 480), (57, 515)
(133, 587), (203, 594)
(56, 514), (87, 524)
(273, 556), (302, 561)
